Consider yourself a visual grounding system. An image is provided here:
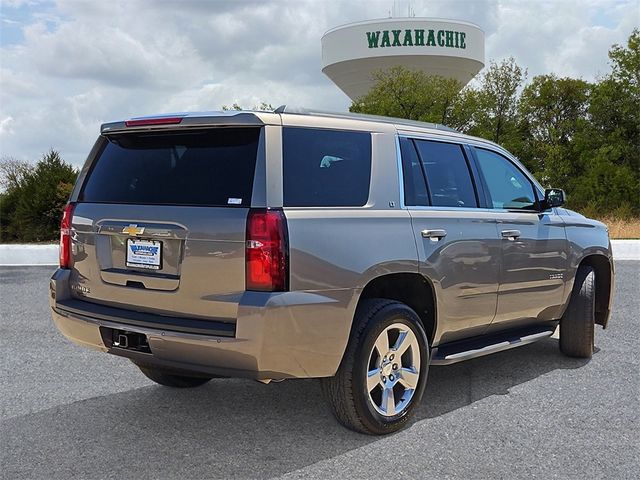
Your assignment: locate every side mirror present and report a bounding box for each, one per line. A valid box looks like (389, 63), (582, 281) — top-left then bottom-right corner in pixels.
(543, 188), (566, 209)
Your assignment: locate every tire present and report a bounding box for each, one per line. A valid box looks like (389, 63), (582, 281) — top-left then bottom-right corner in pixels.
(136, 365), (213, 388)
(320, 299), (429, 435)
(560, 265), (596, 358)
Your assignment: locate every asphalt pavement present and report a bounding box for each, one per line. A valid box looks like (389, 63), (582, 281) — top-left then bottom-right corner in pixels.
(1, 263), (638, 479)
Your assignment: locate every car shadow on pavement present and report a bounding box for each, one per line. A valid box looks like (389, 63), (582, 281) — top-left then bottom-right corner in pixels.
(1, 338), (589, 480)
(416, 337), (590, 421)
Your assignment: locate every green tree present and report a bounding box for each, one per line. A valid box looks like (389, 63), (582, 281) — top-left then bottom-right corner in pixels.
(0, 157), (33, 191)
(517, 75), (591, 186)
(571, 146), (639, 216)
(469, 57), (527, 148)
(572, 29), (640, 215)
(221, 102), (242, 111)
(221, 102), (275, 111)
(0, 150), (78, 242)
(350, 66), (464, 125)
(609, 28), (640, 91)
(446, 86), (481, 133)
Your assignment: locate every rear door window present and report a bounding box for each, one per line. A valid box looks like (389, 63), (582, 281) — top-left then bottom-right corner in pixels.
(413, 140), (478, 208)
(282, 127), (371, 207)
(81, 128), (260, 207)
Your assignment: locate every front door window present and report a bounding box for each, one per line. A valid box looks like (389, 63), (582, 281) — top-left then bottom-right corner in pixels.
(474, 148), (537, 210)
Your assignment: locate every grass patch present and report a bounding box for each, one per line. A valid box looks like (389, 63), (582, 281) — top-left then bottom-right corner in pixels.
(597, 217), (640, 239)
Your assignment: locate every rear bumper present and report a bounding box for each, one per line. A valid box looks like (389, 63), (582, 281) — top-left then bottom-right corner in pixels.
(49, 269), (356, 380)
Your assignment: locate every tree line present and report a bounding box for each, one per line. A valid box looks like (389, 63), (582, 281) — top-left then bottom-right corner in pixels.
(0, 151), (77, 242)
(0, 31), (637, 242)
(351, 29), (639, 218)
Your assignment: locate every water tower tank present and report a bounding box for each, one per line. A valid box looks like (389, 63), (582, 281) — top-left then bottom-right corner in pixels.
(322, 18), (485, 100)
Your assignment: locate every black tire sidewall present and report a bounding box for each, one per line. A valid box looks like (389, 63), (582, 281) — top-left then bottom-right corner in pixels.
(560, 266), (596, 358)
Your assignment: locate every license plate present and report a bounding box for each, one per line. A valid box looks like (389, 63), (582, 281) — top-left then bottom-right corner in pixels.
(126, 239), (162, 270)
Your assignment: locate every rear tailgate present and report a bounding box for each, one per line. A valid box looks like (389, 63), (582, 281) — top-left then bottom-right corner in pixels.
(68, 126), (263, 323)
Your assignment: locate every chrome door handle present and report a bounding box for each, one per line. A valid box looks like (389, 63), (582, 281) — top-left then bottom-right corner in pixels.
(421, 229), (447, 241)
(501, 229), (521, 240)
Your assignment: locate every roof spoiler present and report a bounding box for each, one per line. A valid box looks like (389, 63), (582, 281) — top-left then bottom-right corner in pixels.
(101, 111), (265, 134)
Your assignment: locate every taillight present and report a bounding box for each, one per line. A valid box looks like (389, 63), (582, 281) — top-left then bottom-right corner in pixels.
(59, 203), (75, 268)
(246, 209), (289, 291)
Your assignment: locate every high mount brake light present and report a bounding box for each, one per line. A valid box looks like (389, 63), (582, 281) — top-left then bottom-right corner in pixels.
(124, 117), (183, 127)
(245, 209), (289, 292)
(59, 203), (75, 268)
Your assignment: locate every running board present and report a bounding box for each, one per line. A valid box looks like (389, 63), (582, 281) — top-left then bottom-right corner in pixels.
(430, 326), (556, 365)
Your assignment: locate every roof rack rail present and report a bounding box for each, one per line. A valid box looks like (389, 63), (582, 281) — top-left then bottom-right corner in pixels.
(274, 105), (458, 133)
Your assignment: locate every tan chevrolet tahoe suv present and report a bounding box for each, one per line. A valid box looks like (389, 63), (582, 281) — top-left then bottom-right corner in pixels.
(50, 107), (614, 434)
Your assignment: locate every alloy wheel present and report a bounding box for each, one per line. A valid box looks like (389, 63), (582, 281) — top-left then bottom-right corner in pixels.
(366, 322), (421, 417)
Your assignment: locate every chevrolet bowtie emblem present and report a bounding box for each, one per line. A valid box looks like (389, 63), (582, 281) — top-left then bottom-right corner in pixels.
(122, 224), (145, 236)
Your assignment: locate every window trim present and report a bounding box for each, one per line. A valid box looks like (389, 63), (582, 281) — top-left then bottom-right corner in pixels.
(471, 146), (542, 213)
(400, 136), (481, 210)
(463, 144), (489, 209)
(398, 136), (430, 207)
(77, 136), (108, 204)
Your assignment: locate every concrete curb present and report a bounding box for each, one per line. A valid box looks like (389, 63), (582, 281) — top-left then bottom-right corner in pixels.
(612, 240), (640, 261)
(1, 240), (638, 266)
(0, 244), (58, 266)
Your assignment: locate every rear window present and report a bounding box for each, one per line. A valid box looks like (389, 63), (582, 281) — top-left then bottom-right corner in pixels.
(282, 127), (371, 207)
(81, 128), (260, 207)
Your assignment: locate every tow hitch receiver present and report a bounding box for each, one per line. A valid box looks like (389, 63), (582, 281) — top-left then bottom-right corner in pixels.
(114, 334), (129, 348)
(100, 327), (152, 354)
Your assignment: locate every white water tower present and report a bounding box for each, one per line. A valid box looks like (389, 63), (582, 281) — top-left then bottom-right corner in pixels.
(322, 18), (485, 100)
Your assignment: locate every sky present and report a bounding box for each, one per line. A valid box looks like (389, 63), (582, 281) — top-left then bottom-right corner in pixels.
(1, 0), (638, 167)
